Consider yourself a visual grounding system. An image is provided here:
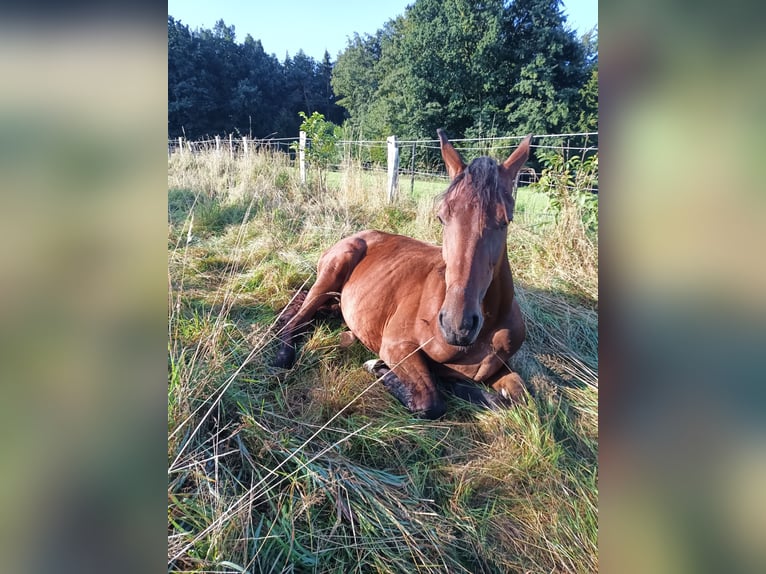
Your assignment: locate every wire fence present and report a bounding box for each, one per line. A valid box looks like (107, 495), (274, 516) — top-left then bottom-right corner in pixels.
(168, 131), (599, 194)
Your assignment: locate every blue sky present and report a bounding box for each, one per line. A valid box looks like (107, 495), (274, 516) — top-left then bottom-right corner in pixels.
(167, 0), (598, 61)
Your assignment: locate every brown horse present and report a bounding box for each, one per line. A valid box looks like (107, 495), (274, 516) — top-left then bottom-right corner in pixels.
(274, 130), (531, 418)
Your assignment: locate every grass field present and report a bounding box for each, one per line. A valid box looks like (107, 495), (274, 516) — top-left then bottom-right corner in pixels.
(168, 150), (598, 573)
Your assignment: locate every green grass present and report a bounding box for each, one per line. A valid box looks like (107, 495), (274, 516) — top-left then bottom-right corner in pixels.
(324, 168), (551, 218)
(168, 150), (598, 573)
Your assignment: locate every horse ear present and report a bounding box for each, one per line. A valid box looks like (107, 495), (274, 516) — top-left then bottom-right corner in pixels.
(437, 128), (466, 180)
(501, 134), (532, 176)
(499, 135), (532, 221)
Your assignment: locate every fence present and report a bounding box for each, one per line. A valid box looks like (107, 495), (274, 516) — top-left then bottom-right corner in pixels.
(168, 131), (598, 201)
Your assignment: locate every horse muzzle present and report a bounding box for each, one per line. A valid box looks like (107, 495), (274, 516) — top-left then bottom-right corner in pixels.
(438, 308), (483, 347)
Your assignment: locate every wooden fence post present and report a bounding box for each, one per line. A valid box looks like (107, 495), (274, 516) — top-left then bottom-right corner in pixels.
(410, 142), (416, 196)
(243, 136), (249, 157)
(178, 137), (184, 157)
(229, 133), (233, 158)
(215, 135), (221, 154)
(299, 131), (307, 184)
(387, 135), (399, 202)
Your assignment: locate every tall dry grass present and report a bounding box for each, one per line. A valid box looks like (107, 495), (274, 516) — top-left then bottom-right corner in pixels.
(168, 149), (598, 573)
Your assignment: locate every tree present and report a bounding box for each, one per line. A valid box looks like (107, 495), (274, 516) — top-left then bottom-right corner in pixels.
(394, 0), (506, 137)
(331, 32), (385, 137)
(168, 16), (210, 137)
(169, 1), (597, 142)
(168, 17), (343, 139)
(292, 111), (342, 189)
(505, 53), (570, 135)
(331, 0), (595, 141)
(572, 27), (598, 133)
(317, 51), (345, 125)
(500, 0), (589, 134)
(232, 34), (285, 137)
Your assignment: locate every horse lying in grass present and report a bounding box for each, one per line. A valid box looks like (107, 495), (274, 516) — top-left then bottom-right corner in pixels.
(274, 130), (531, 418)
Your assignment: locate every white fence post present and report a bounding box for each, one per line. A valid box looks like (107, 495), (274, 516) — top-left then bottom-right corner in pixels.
(215, 135), (221, 154)
(229, 133), (233, 158)
(178, 136), (184, 156)
(299, 131), (307, 184)
(387, 135), (399, 202)
(243, 136), (249, 157)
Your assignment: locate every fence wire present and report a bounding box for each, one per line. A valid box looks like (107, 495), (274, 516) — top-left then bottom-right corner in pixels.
(168, 132), (597, 154)
(168, 132), (598, 195)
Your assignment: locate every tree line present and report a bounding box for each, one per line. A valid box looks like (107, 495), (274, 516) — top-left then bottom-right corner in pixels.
(168, 17), (344, 139)
(168, 0), (597, 141)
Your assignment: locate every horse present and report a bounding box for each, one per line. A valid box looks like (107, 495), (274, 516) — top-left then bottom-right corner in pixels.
(273, 130), (532, 419)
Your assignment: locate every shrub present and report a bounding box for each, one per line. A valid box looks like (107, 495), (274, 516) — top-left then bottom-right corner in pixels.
(534, 150), (598, 236)
(291, 111), (342, 189)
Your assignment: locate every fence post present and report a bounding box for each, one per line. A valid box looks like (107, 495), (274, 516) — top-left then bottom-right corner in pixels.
(387, 135), (399, 203)
(229, 133), (233, 158)
(410, 142), (416, 196)
(299, 131), (306, 184)
(215, 135), (221, 154)
(243, 136), (249, 157)
(178, 137), (184, 157)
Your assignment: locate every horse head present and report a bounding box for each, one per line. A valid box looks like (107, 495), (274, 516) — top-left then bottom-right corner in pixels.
(435, 129), (531, 347)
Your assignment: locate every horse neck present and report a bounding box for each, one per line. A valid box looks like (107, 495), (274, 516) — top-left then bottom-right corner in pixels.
(485, 243), (514, 313)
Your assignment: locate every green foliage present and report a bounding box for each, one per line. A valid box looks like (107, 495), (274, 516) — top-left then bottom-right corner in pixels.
(505, 53), (569, 135)
(331, 0), (593, 139)
(574, 66), (599, 133)
(534, 149), (599, 235)
(169, 3), (597, 142)
(291, 111), (342, 188)
(168, 17), (344, 139)
(330, 33), (384, 137)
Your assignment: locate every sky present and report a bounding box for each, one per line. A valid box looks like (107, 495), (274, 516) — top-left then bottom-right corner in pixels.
(167, 0), (598, 61)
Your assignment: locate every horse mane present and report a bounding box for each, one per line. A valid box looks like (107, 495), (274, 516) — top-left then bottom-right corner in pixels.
(436, 156), (501, 211)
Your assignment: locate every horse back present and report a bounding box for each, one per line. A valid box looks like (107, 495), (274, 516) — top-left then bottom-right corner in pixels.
(334, 230), (444, 353)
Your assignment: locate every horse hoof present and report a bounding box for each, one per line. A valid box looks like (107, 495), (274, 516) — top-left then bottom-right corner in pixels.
(420, 400), (446, 420)
(492, 372), (527, 402)
(339, 331), (357, 348)
(363, 359), (386, 374)
(273, 347), (296, 370)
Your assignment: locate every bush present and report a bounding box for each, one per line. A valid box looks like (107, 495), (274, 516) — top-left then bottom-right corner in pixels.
(533, 150), (598, 236)
(291, 111), (342, 189)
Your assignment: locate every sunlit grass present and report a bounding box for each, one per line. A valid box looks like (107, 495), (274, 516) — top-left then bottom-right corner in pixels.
(168, 149), (598, 573)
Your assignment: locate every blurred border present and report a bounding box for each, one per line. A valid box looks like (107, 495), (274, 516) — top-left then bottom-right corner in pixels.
(2, 1), (765, 572)
(601, 1), (766, 572)
(0, 4), (168, 574)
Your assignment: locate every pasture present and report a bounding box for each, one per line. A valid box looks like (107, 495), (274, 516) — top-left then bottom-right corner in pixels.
(168, 148), (598, 573)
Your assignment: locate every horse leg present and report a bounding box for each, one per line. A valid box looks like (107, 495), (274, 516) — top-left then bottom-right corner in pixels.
(273, 237), (366, 369)
(487, 370), (527, 402)
(367, 361), (528, 414)
(440, 378), (515, 409)
(484, 301), (527, 402)
(431, 358), (525, 410)
(365, 343), (446, 419)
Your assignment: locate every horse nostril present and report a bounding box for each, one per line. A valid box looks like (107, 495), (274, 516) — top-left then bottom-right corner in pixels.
(471, 314), (480, 332)
(438, 310), (445, 329)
